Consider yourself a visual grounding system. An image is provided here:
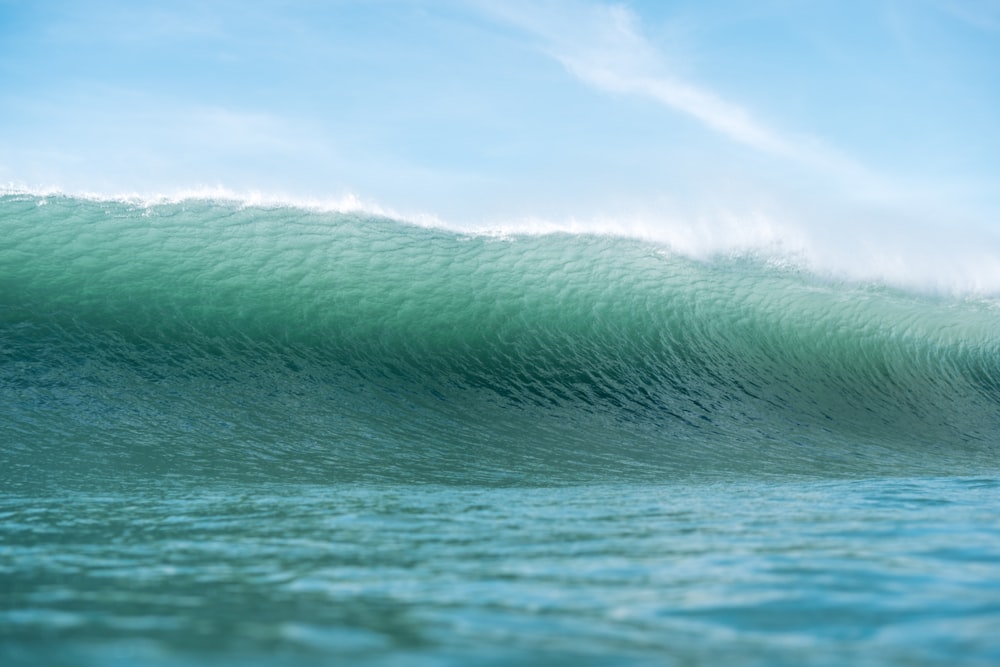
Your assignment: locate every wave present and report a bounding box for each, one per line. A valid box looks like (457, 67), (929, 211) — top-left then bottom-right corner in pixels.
(2, 193), (999, 484)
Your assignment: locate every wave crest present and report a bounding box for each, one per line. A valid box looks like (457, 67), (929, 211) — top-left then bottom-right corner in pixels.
(2, 194), (999, 483)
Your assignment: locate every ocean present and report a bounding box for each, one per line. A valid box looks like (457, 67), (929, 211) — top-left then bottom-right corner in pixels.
(2, 192), (999, 665)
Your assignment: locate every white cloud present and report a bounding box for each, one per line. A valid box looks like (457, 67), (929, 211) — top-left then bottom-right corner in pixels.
(478, 1), (869, 179)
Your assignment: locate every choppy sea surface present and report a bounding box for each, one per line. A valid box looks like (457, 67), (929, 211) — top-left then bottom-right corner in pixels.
(2, 194), (999, 665)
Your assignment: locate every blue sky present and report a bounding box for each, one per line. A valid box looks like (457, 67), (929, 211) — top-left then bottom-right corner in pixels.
(2, 0), (999, 281)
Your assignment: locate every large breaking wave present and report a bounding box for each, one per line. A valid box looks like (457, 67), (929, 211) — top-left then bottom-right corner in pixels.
(2, 193), (999, 485)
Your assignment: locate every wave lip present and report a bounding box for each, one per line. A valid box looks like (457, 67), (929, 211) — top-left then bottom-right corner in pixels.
(8, 185), (1000, 295)
(2, 194), (999, 484)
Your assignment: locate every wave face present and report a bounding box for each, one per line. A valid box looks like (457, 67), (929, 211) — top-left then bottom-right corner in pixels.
(2, 193), (999, 485)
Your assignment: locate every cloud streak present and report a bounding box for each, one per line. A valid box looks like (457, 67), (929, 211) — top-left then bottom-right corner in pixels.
(480, 1), (868, 179)
(552, 5), (796, 157)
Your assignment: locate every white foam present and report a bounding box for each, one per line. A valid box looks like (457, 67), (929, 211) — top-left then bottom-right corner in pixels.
(448, 205), (1000, 297)
(5, 182), (1000, 297)
(3, 182), (388, 215)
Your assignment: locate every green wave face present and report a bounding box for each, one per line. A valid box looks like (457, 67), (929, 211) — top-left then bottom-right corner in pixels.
(2, 194), (999, 485)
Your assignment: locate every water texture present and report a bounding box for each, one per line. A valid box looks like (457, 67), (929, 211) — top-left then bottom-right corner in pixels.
(2, 194), (999, 664)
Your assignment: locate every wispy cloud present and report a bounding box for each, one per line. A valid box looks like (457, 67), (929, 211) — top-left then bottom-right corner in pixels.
(479, 1), (868, 179)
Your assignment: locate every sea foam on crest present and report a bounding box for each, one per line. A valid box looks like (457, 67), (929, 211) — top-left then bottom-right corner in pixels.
(4, 183), (1000, 297)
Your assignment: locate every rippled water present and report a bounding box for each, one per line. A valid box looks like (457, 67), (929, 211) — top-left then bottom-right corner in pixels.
(3, 476), (999, 666)
(4, 195), (1000, 664)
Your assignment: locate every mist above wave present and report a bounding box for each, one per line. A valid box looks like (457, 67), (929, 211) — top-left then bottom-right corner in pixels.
(5, 185), (1000, 296)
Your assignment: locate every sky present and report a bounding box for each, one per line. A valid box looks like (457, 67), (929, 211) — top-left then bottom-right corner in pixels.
(1, 0), (999, 287)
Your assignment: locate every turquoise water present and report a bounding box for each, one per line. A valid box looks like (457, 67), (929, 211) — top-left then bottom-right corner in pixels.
(3, 479), (1000, 666)
(2, 194), (1000, 664)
